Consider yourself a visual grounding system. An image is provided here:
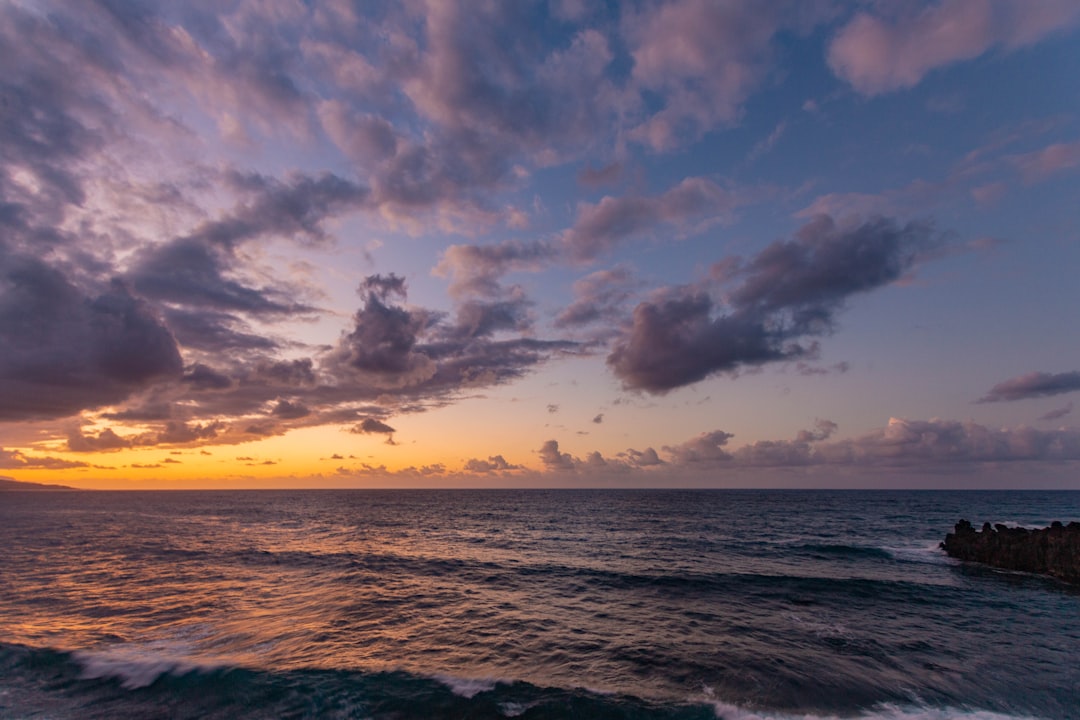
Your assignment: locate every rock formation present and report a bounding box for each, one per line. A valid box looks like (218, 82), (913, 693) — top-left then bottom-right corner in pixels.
(942, 519), (1080, 585)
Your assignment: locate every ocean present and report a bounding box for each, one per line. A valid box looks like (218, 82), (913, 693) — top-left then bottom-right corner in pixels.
(0, 489), (1077, 719)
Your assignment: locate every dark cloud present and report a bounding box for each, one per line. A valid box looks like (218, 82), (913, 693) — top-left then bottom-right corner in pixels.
(182, 364), (234, 391)
(156, 421), (225, 445)
(67, 428), (132, 452)
(547, 404), (560, 414)
(463, 455), (521, 473)
(664, 430), (735, 464)
(795, 419), (838, 443)
(592, 414), (604, 424)
(609, 216), (936, 393)
(326, 274), (575, 399)
(608, 290), (799, 393)
(330, 287), (437, 384)
(351, 418), (396, 435)
(538, 439), (577, 470)
(102, 403), (174, 422)
(129, 237), (311, 316)
(271, 400), (311, 419)
(250, 359), (317, 388)
(162, 309), (279, 354)
(449, 295), (533, 340)
(358, 273), (407, 302)
(1040, 402), (1074, 422)
(621, 447), (664, 467)
(726, 215), (933, 315)
(978, 371), (1080, 403)
(213, 171), (369, 247)
(0, 255), (183, 420)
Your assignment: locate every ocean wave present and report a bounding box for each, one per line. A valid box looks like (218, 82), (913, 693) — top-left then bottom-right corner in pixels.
(794, 544), (894, 560)
(707, 699), (1044, 720)
(0, 642), (1054, 720)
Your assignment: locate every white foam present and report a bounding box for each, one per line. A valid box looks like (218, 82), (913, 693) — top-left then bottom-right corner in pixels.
(431, 673), (499, 698)
(499, 700), (538, 717)
(880, 542), (953, 566)
(707, 700), (1046, 720)
(73, 638), (225, 690)
(74, 648), (201, 689)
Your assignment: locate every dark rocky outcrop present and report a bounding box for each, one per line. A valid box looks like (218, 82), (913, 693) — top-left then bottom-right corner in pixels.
(0, 477), (74, 491)
(942, 519), (1080, 585)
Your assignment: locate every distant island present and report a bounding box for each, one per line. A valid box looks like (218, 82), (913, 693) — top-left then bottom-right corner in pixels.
(0, 477), (76, 491)
(942, 519), (1080, 585)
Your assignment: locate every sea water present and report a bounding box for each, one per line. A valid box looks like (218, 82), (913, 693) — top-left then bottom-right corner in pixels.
(0, 489), (1077, 719)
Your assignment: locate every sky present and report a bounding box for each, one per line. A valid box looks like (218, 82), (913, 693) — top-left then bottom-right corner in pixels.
(1, 0), (1080, 489)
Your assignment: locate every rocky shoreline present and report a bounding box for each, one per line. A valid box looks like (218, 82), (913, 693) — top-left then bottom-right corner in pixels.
(942, 519), (1080, 585)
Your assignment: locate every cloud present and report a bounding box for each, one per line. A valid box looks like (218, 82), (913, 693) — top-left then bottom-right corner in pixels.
(592, 414), (604, 424)
(163, 309), (280, 354)
(978, 371), (1080, 403)
(463, 455), (521, 473)
(608, 215), (936, 393)
(547, 418), (1080, 475)
(562, 177), (740, 262)
(1010, 139), (1080, 184)
(554, 266), (640, 331)
(67, 428), (132, 452)
(747, 121), (787, 162)
(325, 274), (575, 404)
(664, 430), (735, 464)
(815, 417), (1080, 466)
(625, 0), (826, 150)
(0, 448), (88, 470)
(155, 421), (225, 445)
(0, 255), (183, 421)
(128, 172), (367, 319)
(621, 447), (664, 467)
(538, 439), (577, 470)
(577, 162), (621, 187)
(436, 240), (555, 300)
(1040, 402), (1074, 422)
(828, 1), (1080, 95)
(271, 400), (311, 420)
(351, 417), (396, 435)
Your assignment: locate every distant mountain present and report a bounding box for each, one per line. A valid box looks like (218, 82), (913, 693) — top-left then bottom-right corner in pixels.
(0, 477), (76, 491)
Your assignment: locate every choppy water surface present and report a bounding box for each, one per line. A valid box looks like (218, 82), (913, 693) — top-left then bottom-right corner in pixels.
(1, 489), (1078, 719)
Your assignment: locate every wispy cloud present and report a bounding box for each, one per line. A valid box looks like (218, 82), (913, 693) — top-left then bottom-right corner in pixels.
(978, 371), (1080, 403)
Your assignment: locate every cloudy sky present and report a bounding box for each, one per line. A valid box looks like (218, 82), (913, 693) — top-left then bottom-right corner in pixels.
(2, 0), (1079, 489)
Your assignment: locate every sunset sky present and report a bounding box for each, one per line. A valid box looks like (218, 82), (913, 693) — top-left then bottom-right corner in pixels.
(2, 0), (1079, 489)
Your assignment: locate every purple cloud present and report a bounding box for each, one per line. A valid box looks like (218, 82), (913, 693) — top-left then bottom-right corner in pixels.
(608, 215), (936, 393)
(555, 266), (640, 331)
(464, 455), (521, 473)
(626, 0), (830, 150)
(978, 371), (1080, 403)
(828, 1), (1080, 95)
(562, 178), (740, 262)
(538, 439), (577, 470)
(1040, 402), (1074, 422)
(351, 418), (396, 435)
(0, 256), (182, 420)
